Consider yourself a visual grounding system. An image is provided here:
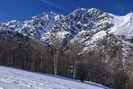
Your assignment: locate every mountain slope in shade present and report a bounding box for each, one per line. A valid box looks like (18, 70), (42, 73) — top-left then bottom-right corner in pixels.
(0, 66), (108, 89)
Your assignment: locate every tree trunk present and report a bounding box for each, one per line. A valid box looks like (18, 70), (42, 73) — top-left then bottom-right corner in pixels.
(54, 51), (59, 75)
(73, 61), (78, 79)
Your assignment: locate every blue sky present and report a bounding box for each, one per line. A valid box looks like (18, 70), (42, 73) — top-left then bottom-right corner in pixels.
(0, 0), (132, 21)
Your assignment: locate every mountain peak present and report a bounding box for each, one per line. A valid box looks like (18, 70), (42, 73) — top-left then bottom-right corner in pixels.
(73, 8), (101, 12)
(70, 8), (105, 18)
(72, 8), (103, 13)
(88, 8), (101, 12)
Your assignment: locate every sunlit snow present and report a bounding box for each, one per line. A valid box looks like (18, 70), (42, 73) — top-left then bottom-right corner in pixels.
(0, 66), (107, 89)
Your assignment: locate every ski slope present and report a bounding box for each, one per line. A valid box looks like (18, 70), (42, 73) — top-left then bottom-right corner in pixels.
(0, 66), (109, 89)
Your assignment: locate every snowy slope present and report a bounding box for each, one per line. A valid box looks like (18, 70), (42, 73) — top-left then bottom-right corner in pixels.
(0, 66), (108, 89)
(109, 13), (133, 39)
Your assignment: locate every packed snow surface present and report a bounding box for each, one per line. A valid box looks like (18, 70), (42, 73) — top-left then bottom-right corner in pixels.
(0, 66), (108, 89)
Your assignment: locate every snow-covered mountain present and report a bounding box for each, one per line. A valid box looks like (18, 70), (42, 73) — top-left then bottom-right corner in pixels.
(0, 8), (113, 42)
(1, 8), (133, 57)
(0, 8), (132, 45)
(0, 8), (133, 89)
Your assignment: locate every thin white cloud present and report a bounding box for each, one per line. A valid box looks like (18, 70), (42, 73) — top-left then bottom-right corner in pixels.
(40, 0), (67, 11)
